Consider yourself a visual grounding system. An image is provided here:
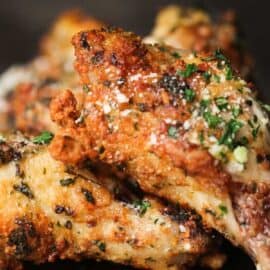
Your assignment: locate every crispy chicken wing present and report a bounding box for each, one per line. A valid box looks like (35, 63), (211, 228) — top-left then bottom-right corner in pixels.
(0, 10), (104, 134)
(0, 132), (219, 270)
(145, 5), (253, 79)
(49, 28), (270, 269)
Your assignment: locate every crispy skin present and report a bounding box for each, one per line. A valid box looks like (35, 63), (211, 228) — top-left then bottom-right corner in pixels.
(5, 10), (104, 135)
(50, 28), (270, 269)
(2, 12), (226, 269)
(145, 5), (253, 79)
(0, 133), (217, 270)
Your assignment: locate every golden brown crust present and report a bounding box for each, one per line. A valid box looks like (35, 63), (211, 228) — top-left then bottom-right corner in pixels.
(146, 6), (253, 79)
(0, 133), (217, 270)
(50, 28), (270, 269)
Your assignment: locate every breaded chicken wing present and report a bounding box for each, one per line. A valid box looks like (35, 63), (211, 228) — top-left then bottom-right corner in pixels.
(0, 10), (104, 134)
(145, 5), (252, 79)
(0, 132), (219, 270)
(49, 28), (270, 269)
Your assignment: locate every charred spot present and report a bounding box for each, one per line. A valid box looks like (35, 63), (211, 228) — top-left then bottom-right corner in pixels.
(15, 164), (24, 178)
(8, 219), (36, 258)
(137, 103), (148, 112)
(80, 32), (90, 50)
(15, 219), (37, 238)
(13, 182), (34, 199)
(103, 80), (111, 87)
(8, 228), (30, 258)
(54, 205), (74, 216)
(162, 203), (191, 223)
(159, 73), (187, 95)
(0, 142), (22, 164)
(111, 53), (118, 65)
(91, 51), (104, 65)
(81, 188), (96, 204)
(64, 220), (73, 230)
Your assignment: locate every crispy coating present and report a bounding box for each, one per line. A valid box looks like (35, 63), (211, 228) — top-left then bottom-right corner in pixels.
(50, 28), (270, 269)
(5, 10), (105, 135)
(145, 5), (253, 79)
(0, 133), (218, 270)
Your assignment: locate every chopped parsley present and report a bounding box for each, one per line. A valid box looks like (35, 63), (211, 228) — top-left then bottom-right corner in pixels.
(203, 112), (223, 128)
(225, 66), (233, 80)
(218, 204), (228, 216)
(184, 88), (196, 102)
(199, 131), (204, 145)
(94, 240), (106, 252)
(133, 200), (151, 216)
(252, 125), (260, 139)
(83, 85), (90, 93)
(32, 131), (54, 145)
(177, 63), (197, 78)
(215, 97), (228, 110)
(60, 178), (76, 186)
(212, 74), (220, 83)
(171, 51), (181, 58)
(219, 119), (243, 149)
(202, 71), (211, 83)
(232, 106), (242, 118)
(168, 126), (178, 138)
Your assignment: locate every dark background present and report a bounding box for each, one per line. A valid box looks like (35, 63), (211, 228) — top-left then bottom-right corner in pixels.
(0, 0), (270, 102)
(0, 1), (266, 269)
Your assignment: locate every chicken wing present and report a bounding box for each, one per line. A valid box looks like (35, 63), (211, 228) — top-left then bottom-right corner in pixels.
(145, 5), (253, 79)
(49, 28), (270, 269)
(0, 10), (104, 134)
(0, 132), (219, 270)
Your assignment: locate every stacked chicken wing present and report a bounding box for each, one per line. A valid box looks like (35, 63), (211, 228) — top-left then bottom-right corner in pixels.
(0, 6), (266, 270)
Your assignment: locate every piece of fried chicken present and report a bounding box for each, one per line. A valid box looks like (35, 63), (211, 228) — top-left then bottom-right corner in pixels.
(49, 28), (270, 270)
(0, 10), (104, 134)
(0, 11), (227, 270)
(0, 132), (221, 270)
(145, 5), (253, 79)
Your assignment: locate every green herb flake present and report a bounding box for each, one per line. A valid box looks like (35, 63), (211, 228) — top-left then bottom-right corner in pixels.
(171, 51), (181, 58)
(202, 71), (211, 83)
(83, 85), (90, 93)
(60, 178), (76, 186)
(212, 74), (220, 83)
(215, 97), (228, 110)
(168, 126), (178, 138)
(133, 200), (151, 216)
(252, 125), (260, 139)
(232, 106), (242, 118)
(95, 240), (106, 252)
(177, 63), (197, 78)
(199, 131), (204, 145)
(218, 204), (228, 216)
(184, 88), (196, 102)
(32, 131), (54, 145)
(225, 66), (233, 80)
(203, 112), (223, 128)
(219, 119), (243, 149)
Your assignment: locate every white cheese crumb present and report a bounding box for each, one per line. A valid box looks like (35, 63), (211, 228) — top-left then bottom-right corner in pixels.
(115, 90), (129, 103)
(103, 103), (112, 114)
(179, 224), (186, 233)
(149, 133), (157, 145)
